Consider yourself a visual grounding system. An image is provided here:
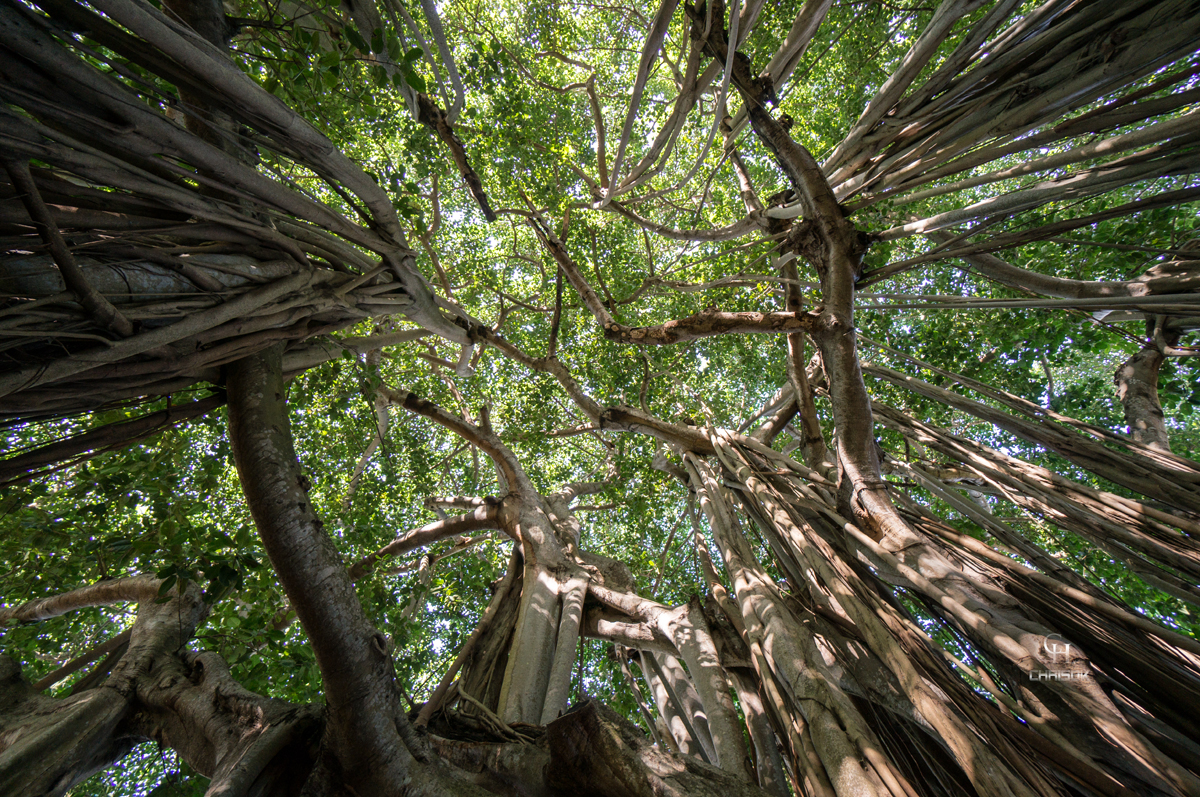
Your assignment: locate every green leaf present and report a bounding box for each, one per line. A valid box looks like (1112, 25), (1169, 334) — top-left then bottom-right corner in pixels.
(344, 26), (369, 53)
(402, 66), (426, 93)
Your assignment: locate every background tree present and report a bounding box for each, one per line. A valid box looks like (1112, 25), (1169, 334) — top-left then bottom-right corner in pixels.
(2, 0), (1199, 795)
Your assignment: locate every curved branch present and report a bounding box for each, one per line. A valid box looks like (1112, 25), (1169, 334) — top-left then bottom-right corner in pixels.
(528, 214), (817, 344)
(4, 160), (133, 338)
(349, 500), (505, 579)
(931, 240), (1200, 301)
(416, 95), (496, 222)
(608, 200), (761, 241)
(380, 386), (532, 497)
(582, 605), (677, 653)
(0, 575), (158, 626)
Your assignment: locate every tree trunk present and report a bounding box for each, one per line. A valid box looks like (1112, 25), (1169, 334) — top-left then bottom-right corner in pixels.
(1115, 341), (1175, 452)
(227, 345), (432, 795)
(0, 580), (318, 797)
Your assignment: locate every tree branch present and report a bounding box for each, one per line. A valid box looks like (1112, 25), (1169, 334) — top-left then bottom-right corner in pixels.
(0, 393), (225, 487)
(0, 575), (158, 626)
(4, 160), (134, 338)
(349, 500), (505, 579)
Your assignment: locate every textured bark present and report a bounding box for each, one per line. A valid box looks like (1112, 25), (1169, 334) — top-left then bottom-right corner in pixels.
(676, 17), (1200, 796)
(0, 581), (311, 797)
(3, 160), (133, 338)
(689, 4), (905, 550)
(124, 651), (321, 797)
(686, 455), (888, 796)
(226, 345), (428, 795)
(545, 700), (771, 797)
(1115, 342), (1175, 452)
(416, 94), (497, 221)
(634, 650), (711, 763)
(667, 598), (752, 779)
(540, 575), (588, 724)
(4, 2), (1200, 797)
(728, 667), (789, 796)
(419, 550), (523, 727)
(602, 309), (818, 345)
(0, 0), (471, 422)
(497, 561), (561, 724)
(0, 654), (133, 797)
(4, 574), (774, 797)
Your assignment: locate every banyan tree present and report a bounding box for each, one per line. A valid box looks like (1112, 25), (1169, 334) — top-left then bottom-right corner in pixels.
(2, 0), (1199, 794)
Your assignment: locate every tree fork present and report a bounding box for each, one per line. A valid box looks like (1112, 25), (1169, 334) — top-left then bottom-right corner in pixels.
(0, 580), (321, 797)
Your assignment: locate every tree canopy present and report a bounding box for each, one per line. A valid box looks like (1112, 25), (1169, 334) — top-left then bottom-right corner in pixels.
(1, 0), (1199, 795)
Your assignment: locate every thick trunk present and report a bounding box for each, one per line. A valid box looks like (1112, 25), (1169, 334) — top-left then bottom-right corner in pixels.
(666, 598), (752, 779)
(0, 581), (314, 797)
(127, 651), (321, 797)
(226, 345), (427, 795)
(497, 560), (562, 723)
(4, 584), (774, 797)
(540, 575), (588, 724)
(728, 668), (789, 796)
(0, 580), (198, 794)
(687, 455), (894, 796)
(0, 656), (133, 797)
